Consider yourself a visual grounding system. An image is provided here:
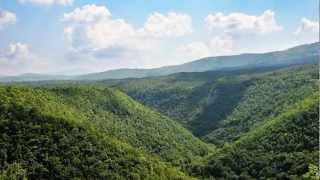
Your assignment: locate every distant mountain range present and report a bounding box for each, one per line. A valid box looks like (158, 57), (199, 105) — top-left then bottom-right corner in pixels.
(0, 42), (318, 82)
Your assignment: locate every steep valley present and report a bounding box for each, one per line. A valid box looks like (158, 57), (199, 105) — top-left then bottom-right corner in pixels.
(0, 43), (318, 179)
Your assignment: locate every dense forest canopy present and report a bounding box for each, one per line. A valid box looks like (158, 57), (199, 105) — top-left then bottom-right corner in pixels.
(0, 42), (318, 179)
(104, 64), (318, 144)
(195, 94), (319, 179)
(0, 86), (191, 179)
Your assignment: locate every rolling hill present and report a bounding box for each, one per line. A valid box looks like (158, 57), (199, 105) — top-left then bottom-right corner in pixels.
(193, 94), (319, 179)
(0, 86), (192, 179)
(102, 66), (283, 130)
(0, 66), (318, 179)
(0, 73), (71, 82)
(46, 86), (212, 166)
(103, 64), (318, 145)
(203, 64), (318, 145)
(0, 85), (212, 176)
(0, 43), (318, 179)
(0, 42), (318, 82)
(75, 42), (319, 80)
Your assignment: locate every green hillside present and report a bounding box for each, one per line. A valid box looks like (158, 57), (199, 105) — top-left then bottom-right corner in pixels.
(0, 54), (317, 179)
(0, 86), (191, 179)
(0, 85), (212, 171)
(204, 64), (318, 145)
(104, 66), (280, 130)
(193, 94), (319, 179)
(46, 87), (212, 166)
(104, 64), (317, 145)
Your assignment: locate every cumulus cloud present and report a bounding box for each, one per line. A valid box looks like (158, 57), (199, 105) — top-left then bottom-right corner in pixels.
(294, 18), (319, 35)
(205, 10), (282, 36)
(18, 0), (73, 6)
(0, 9), (16, 29)
(62, 5), (111, 23)
(1, 43), (30, 59)
(62, 4), (193, 59)
(179, 42), (210, 59)
(62, 4), (139, 56)
(178, 35), (234, 60)
(208, 35), (234, 54)
(140, 12), (193, 38)
(0, 43), (52, 75)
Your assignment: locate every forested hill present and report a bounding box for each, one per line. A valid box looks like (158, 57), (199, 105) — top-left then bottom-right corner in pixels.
(0, 86), (192, 179)
(0, 85), (214, 176)
(104, 64), (318, 145)
(0, 63), (318, 179)
(46, 86), (212, 166)
(0, 46), (318, 179)
(75, 42), (319, 80)
(193, 94), (319, 179)
(203, 64), (318, 144)
(0, 42), (318, 82)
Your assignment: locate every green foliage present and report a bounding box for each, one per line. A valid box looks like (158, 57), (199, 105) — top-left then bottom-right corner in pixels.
(303, 164), (320, 180)
(0, 62), (317, 179)
(106, 66), (284, 135)
(0, 163), (27, 180)
(204, 64), (318, 145)
(0, 86), (191, 179)
(194, 95), (319, 179)
(106, 64), (318, 146)
(46, 86), (212, 167)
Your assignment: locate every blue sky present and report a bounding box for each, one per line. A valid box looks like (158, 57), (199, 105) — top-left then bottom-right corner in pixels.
(0, 0), (318, 75)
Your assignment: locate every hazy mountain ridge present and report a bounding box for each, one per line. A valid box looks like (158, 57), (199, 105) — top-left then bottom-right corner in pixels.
(0, 42), (318, 82)
(77, 42), (318, 80)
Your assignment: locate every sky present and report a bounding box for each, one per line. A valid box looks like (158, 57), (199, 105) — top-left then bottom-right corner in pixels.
(0, 0), (318, 75)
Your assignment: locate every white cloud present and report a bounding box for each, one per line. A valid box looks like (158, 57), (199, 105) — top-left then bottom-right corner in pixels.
(62, 4), (140, 55)
(0, 9), (16, 29)
(18, 0), (73, 6)
(2, 43), (30, 59)
(179, 41), (210, 59)
(63, 8), (192, 40)
(140, 12), (193, 38)
(0, 43), (52, 75)
(177, 35), (234, 60)
(62, 4), (193, 59)
(62, 4), (111, 23)
(205, 10), (282, 36)
(294, 18), (319, 35)
(208, 35), (234, 54)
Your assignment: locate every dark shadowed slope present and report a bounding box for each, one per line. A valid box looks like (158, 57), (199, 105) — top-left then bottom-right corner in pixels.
(193, 94), (318, 179)
(203, 64), (318, 145)
(104, 64), (317, 144)
(103, 66), (283, 131)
